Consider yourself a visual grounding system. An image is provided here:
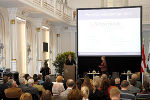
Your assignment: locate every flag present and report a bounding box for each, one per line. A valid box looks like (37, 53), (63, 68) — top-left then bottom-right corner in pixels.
(147, 41), (150, 73)
(141, 43), (146, 72)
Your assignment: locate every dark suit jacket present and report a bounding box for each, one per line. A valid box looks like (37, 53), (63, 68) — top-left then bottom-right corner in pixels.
(65, 59), (76, 65)
(42, 82), (53, 94)
(0, 83), (9, 99)
(40, 66), (50, 77)
(4, 87), (22, 98)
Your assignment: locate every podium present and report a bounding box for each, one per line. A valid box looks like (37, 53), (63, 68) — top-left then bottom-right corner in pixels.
(64, 65), (76, 81)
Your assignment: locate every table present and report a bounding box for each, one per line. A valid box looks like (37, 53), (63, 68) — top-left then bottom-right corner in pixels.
(121, 72), (133, 81)
(87, 72), (101, 79)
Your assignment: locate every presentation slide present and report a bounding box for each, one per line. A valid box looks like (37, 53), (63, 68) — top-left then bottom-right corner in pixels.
(77, 7), (141, 56)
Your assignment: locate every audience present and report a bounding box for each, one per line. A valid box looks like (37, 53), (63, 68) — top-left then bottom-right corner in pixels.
(0, 72), (148, 100)
(101, 74), (108, 79)
(82, 76), (93, 99)
(38, 74), (44, 85)
(81, 86), (89, 100)
(41, 90), (52, 100)
(24, 74), (30, 81)
(108, 79), (117, 95)
(68, 89), (82, 100)
(110, 88), (120, 100)
(52, 75), (65, 95)
(128, 79), (140, 94)
(91, 76), (104, 100)
(33, 77), (45, 96)
(0, 76), (9, 99)
(4, 79), (22, 99)
(42, 75), (53, 94)
(60, 79), (74, 96)
(76, 79), (82, 90)
(100, 78), (110, 100)
(27, 78), (40, 100)
(120, 80), (135, 100)
(131, 73), (142, 90)
(136, 81), (150, 99)
(20, 93), (32, 100)
(115, 78), (120, 89)
(33, 74), (38, 80)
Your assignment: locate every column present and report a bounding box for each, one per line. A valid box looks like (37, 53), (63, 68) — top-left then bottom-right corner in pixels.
(55, 26), (62, 54)
(16, 19), (26, 74)
(33, 18), (43, 74)
(7, 8), (18, 71)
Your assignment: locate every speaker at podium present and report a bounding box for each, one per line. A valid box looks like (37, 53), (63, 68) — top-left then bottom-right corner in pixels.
(64, 64), (76, 81)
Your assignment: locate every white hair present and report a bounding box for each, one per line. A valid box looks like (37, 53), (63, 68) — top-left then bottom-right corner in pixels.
(19, 78), (26, 84)
(27, 78), (34, 85)
(81, 86), (89, 99)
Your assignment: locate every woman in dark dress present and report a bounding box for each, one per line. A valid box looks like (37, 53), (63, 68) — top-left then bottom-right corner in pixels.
(99, 56), (108, 74)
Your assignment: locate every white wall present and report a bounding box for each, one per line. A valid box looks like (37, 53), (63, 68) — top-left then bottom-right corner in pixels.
(143, 30), (150, 61)
(68, 0), (101, 9)
(60, 26), (76, 53)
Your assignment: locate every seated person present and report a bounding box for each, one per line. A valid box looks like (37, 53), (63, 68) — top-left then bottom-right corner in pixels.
(60, 79), (74, 96)
(37, 74), (44, 85)
(42, 75), (53, 94)
(20, 93), (32, 100)
(52, 75), (65, 95)
(115, 78), (121, 89)
(110, 88), (120, 100)
(27, 78), (40, 100)
(33, 78), (45, 93)
(136, 81), (150, 99)
(131, 73), (142, 90)
(120, 80), (135, 100)
(108, 79), (118, 95)
(91, 76), (104, 100)
(76, 79), (82, 90)
(0, 76), (9, 99)
(81, 86), (89, 100)
(4, 79), (22, 99)
(68, 89), (82, 100)
(41, 90), (52, 100)
(128, 79), (140, 95)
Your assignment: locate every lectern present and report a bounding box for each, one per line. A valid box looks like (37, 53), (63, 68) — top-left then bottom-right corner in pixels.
(64, 65), (76, 81)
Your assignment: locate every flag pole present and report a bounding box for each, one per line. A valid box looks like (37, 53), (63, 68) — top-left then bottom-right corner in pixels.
(142, 72), (143, 84)
(142, 38), (145, 84)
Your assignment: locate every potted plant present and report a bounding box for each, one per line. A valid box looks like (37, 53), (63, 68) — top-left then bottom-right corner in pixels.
(53, 51), (76, 75)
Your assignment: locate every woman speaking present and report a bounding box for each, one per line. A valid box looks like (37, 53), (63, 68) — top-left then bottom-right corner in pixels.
(99, 56), (108, 74)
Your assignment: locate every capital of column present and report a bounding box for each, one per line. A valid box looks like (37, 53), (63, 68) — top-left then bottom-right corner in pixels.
(7, 8), (18, 24)
(32, 18), (43, 28)
(7, 8), (18, 19)
(55, 26), (63, 34)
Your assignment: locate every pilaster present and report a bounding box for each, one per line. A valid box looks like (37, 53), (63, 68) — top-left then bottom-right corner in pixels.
(7, 8), (18, 71)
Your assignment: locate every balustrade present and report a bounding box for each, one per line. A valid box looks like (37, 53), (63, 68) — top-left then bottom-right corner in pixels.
(19, 0), (76, 24)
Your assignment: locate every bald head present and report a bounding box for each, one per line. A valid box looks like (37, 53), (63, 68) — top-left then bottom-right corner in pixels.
(66, 79), (74, 88)
(101, 74), (107, 79)
(131, 74), (138, 80)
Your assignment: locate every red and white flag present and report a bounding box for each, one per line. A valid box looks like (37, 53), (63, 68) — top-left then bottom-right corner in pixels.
(141, 43), (146, 72)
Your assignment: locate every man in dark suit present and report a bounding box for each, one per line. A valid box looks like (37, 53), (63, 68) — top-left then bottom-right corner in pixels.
(120, 80), (135, 100)
(0, 76), (9, 99)
(19, 78), (40, 100)
(40, 60), (50, 80)
(65, 54), (76, 65)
